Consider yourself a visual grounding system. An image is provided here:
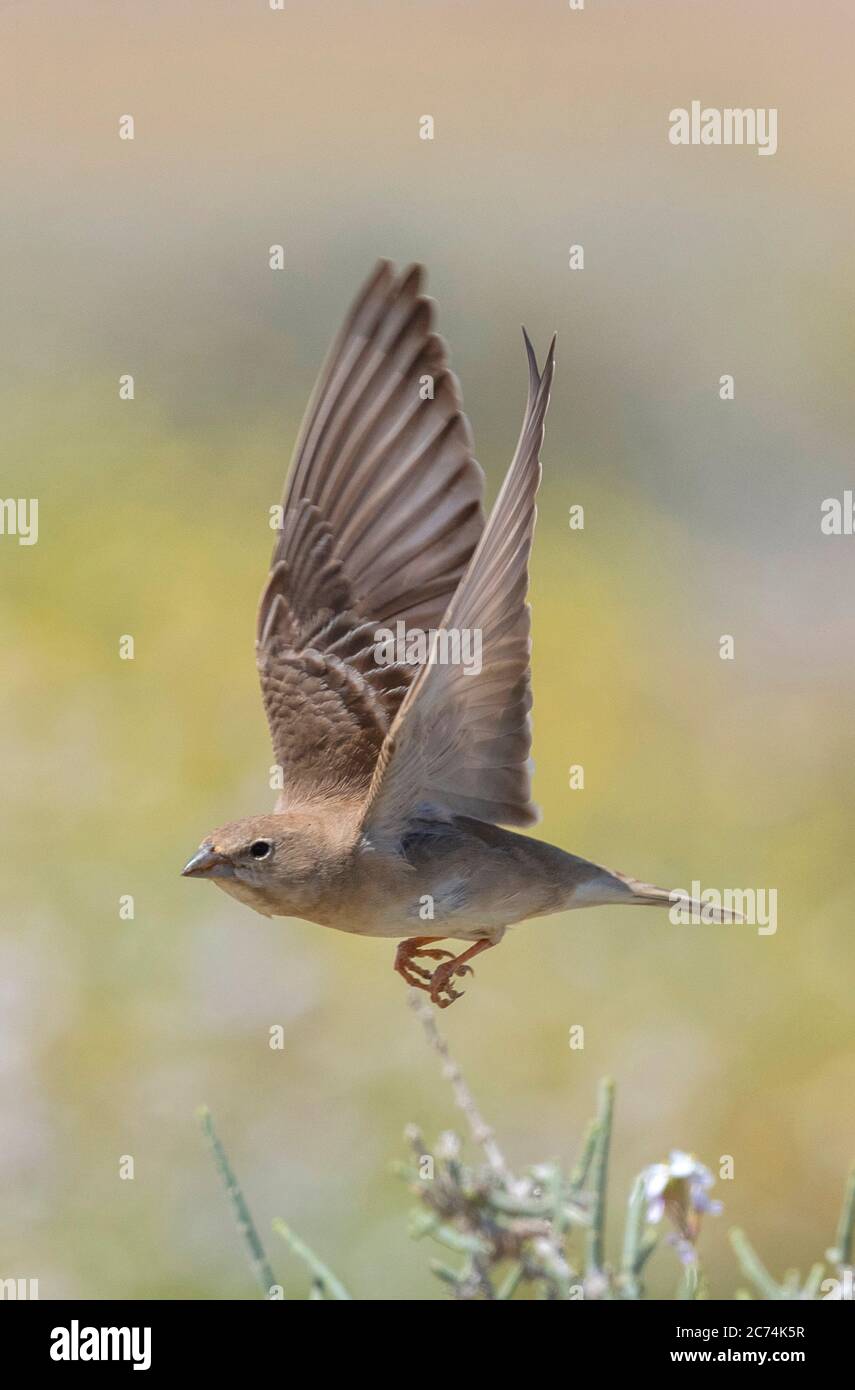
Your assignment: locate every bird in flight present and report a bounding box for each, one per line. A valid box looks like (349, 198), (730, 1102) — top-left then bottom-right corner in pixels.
(182, 261), (714, 1007)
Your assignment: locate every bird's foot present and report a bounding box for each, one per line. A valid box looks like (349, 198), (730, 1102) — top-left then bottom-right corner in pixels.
(428, 956), (475, 1009)
(394, 937), (456, 992)
(395, 936), (495, 1008)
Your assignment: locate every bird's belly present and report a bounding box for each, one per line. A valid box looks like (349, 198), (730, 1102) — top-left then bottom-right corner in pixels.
(317, 871), (521, 941)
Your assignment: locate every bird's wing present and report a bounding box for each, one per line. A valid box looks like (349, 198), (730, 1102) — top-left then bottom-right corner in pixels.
(359, 332), (555, 841)
(257, 261), (485, 807)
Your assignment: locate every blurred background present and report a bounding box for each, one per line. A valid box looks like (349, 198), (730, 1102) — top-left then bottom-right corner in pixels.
(1, 0), (854, 1299)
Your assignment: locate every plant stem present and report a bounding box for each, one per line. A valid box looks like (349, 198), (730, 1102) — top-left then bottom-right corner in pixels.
(730, 1229), (784, 1300)
(496, 1261), (525, 1300)
(585, 1078), (615, 1275)
(802, 1263), (825, 1299)
(408, 990), (509, 1181)
(272, 1219), (352, 1300)
(569, 1119), (599, 1191)
(197, 1106), (279, 1299)
(830, 1166), (855, 1266)
(620, 1174), (648, 1297)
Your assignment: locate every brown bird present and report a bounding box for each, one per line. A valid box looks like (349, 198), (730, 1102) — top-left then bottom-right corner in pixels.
(182, 261), (715, 1007)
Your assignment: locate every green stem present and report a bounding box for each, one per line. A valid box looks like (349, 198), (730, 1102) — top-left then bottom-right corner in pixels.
(620, 1174), (649, 1298)
(729, 1229), (784, 1300)
(830, 1166), (855, 1266)
(569, 1119), (599, 1191)
(488, 1189), (587, 1224)
(272, 1218), (352, 1300)
(197, 1106), (279, 1299)
(430, 1259), (466, 1288)
(802, 1263), (825, 1299)
(585, 1078), (615, 1275)
(496, 1261), (525, 1300)
(681, 1259), (701, 1300)
(409, 1209), (490, 1255)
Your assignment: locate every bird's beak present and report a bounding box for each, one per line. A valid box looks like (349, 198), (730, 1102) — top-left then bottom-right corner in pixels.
(181, 844), (235, 879)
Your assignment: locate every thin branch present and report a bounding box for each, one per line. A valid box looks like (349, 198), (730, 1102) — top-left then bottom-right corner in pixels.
(729, 1229), (784, 1300)
(198, 1106), (279, 1299)
(495, 1261), (525, 1300)
(620, 1174), (649, 1297)
(585, 1078), (615, 1275)
(829, 1165), (855, 1267)
(407, 990), (509, 1181)
(272, 1219), (352, 1300)
(802, 1263), (825, 1299)
(569, 1118), (599, 1191)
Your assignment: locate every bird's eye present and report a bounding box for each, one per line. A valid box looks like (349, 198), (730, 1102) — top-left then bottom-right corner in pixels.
(249, 839), (272, 859)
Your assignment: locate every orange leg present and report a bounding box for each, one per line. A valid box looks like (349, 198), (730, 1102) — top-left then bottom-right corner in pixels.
(394, 937), (456, 992)
(392, 934), (494, 1011)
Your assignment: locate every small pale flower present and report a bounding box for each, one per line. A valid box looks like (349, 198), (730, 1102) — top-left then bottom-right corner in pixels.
(641, 1150), (722, 1257)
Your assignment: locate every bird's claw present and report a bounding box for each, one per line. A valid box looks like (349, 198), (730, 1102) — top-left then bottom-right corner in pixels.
(429, 959), (473, 1008)
(394, 940), (456, 991)
(395, 938), (486, 1008)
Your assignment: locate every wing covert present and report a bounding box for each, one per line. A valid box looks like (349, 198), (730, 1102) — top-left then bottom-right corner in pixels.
(257, 261), (485, 806)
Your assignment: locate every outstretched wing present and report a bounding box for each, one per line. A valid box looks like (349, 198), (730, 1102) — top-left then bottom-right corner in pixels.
(257, 261), (485, 807)
(360, 332), (556, 840)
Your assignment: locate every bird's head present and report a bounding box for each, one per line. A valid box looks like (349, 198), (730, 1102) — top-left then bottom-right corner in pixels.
(181, 813), (321, 918)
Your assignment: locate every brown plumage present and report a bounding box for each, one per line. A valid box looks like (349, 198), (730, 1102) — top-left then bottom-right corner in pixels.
(182, 262), (723, 1007)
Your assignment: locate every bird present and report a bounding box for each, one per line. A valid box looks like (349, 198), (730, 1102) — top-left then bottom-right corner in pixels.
(182, 260), (723, 1007)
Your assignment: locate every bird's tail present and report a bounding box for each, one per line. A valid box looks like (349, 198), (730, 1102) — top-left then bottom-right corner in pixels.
(567, 859), (743, 925)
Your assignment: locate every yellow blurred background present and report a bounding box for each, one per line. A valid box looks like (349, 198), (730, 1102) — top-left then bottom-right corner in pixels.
(1, 0), (853, 1298)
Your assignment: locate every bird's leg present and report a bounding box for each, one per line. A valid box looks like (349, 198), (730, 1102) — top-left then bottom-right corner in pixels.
(429, 938), (496, 1009)
(394, 936), (456, 992)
